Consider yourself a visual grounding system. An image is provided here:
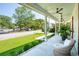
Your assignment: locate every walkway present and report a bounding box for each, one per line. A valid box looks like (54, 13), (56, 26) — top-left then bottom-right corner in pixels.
(19, 35), (62, 56)
(0, 30), (42, 40)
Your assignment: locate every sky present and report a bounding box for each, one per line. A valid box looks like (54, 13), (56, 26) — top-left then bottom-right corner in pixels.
(0, 3), (19, 17)
(0, 3), (44, 18)
(0, 3), (55, 24)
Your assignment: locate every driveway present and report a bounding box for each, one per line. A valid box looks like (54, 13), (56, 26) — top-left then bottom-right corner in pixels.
(0, 30), (42, 41)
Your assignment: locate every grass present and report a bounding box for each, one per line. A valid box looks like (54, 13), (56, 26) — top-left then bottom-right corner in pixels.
(0, 33), (44, 53)
(47, 33), (55, 39)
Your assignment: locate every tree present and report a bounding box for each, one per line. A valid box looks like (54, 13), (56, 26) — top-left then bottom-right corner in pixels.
(13, 6), (35, 31)
(35, 19), (44, 29)
(0, 15), (13, 29)
(30, 19), (44, 30)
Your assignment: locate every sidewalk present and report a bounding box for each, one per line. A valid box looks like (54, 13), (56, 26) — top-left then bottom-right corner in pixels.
(0, 30), (42, 41)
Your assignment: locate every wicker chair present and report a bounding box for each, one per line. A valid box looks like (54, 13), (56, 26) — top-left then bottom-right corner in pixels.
(53, 39), (76, 56)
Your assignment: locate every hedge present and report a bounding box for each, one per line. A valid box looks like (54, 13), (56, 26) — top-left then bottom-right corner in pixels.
(0, 40), (43, 56)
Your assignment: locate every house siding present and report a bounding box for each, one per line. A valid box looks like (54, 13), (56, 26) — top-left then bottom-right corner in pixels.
(71, 3), (78, 56)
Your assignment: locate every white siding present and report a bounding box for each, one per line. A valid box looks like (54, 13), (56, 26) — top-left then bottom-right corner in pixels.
(71, 4), (78, 56)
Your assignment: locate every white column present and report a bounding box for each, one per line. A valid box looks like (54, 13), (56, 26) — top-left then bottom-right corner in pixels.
(59, 14), (61, 35)
(55, 21), (57, 35)
(44, 16), (47, 41)
(59, 22), (60, 32)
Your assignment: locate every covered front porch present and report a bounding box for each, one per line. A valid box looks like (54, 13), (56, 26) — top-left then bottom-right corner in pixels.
(19, 3), (78, 56)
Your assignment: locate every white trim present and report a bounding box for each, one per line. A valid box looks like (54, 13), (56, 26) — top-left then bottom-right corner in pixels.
(19, 3), (58, 21)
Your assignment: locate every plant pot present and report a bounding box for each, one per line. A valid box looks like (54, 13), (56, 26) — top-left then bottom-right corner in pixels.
(62, 36), (67, 41)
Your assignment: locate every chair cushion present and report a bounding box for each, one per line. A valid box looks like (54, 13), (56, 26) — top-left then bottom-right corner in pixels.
(64, 39), (71, 46)
(53, 42), (64, 49)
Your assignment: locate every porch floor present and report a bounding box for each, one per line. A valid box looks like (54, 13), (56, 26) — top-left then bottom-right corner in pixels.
(19, 34), (62, 56)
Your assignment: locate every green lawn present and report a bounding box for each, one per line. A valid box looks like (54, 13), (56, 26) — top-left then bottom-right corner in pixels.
(0, 33), (44, 53)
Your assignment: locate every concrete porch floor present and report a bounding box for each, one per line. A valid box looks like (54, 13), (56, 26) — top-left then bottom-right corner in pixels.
(19, 35), (62, 56)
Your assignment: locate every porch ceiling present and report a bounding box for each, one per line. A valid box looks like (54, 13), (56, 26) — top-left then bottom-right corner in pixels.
(19, 3), (75, 22)
(38, 3), (75, 21)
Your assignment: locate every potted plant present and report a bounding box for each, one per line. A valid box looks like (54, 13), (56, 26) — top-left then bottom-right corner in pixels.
(59, 23), (71, 41)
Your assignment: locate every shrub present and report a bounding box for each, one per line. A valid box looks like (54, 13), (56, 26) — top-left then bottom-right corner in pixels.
(32, 40), (39, 46)
(49, 27), (55, 33)
(24, 43), (33, 51)
(0, 40), (43, 56)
